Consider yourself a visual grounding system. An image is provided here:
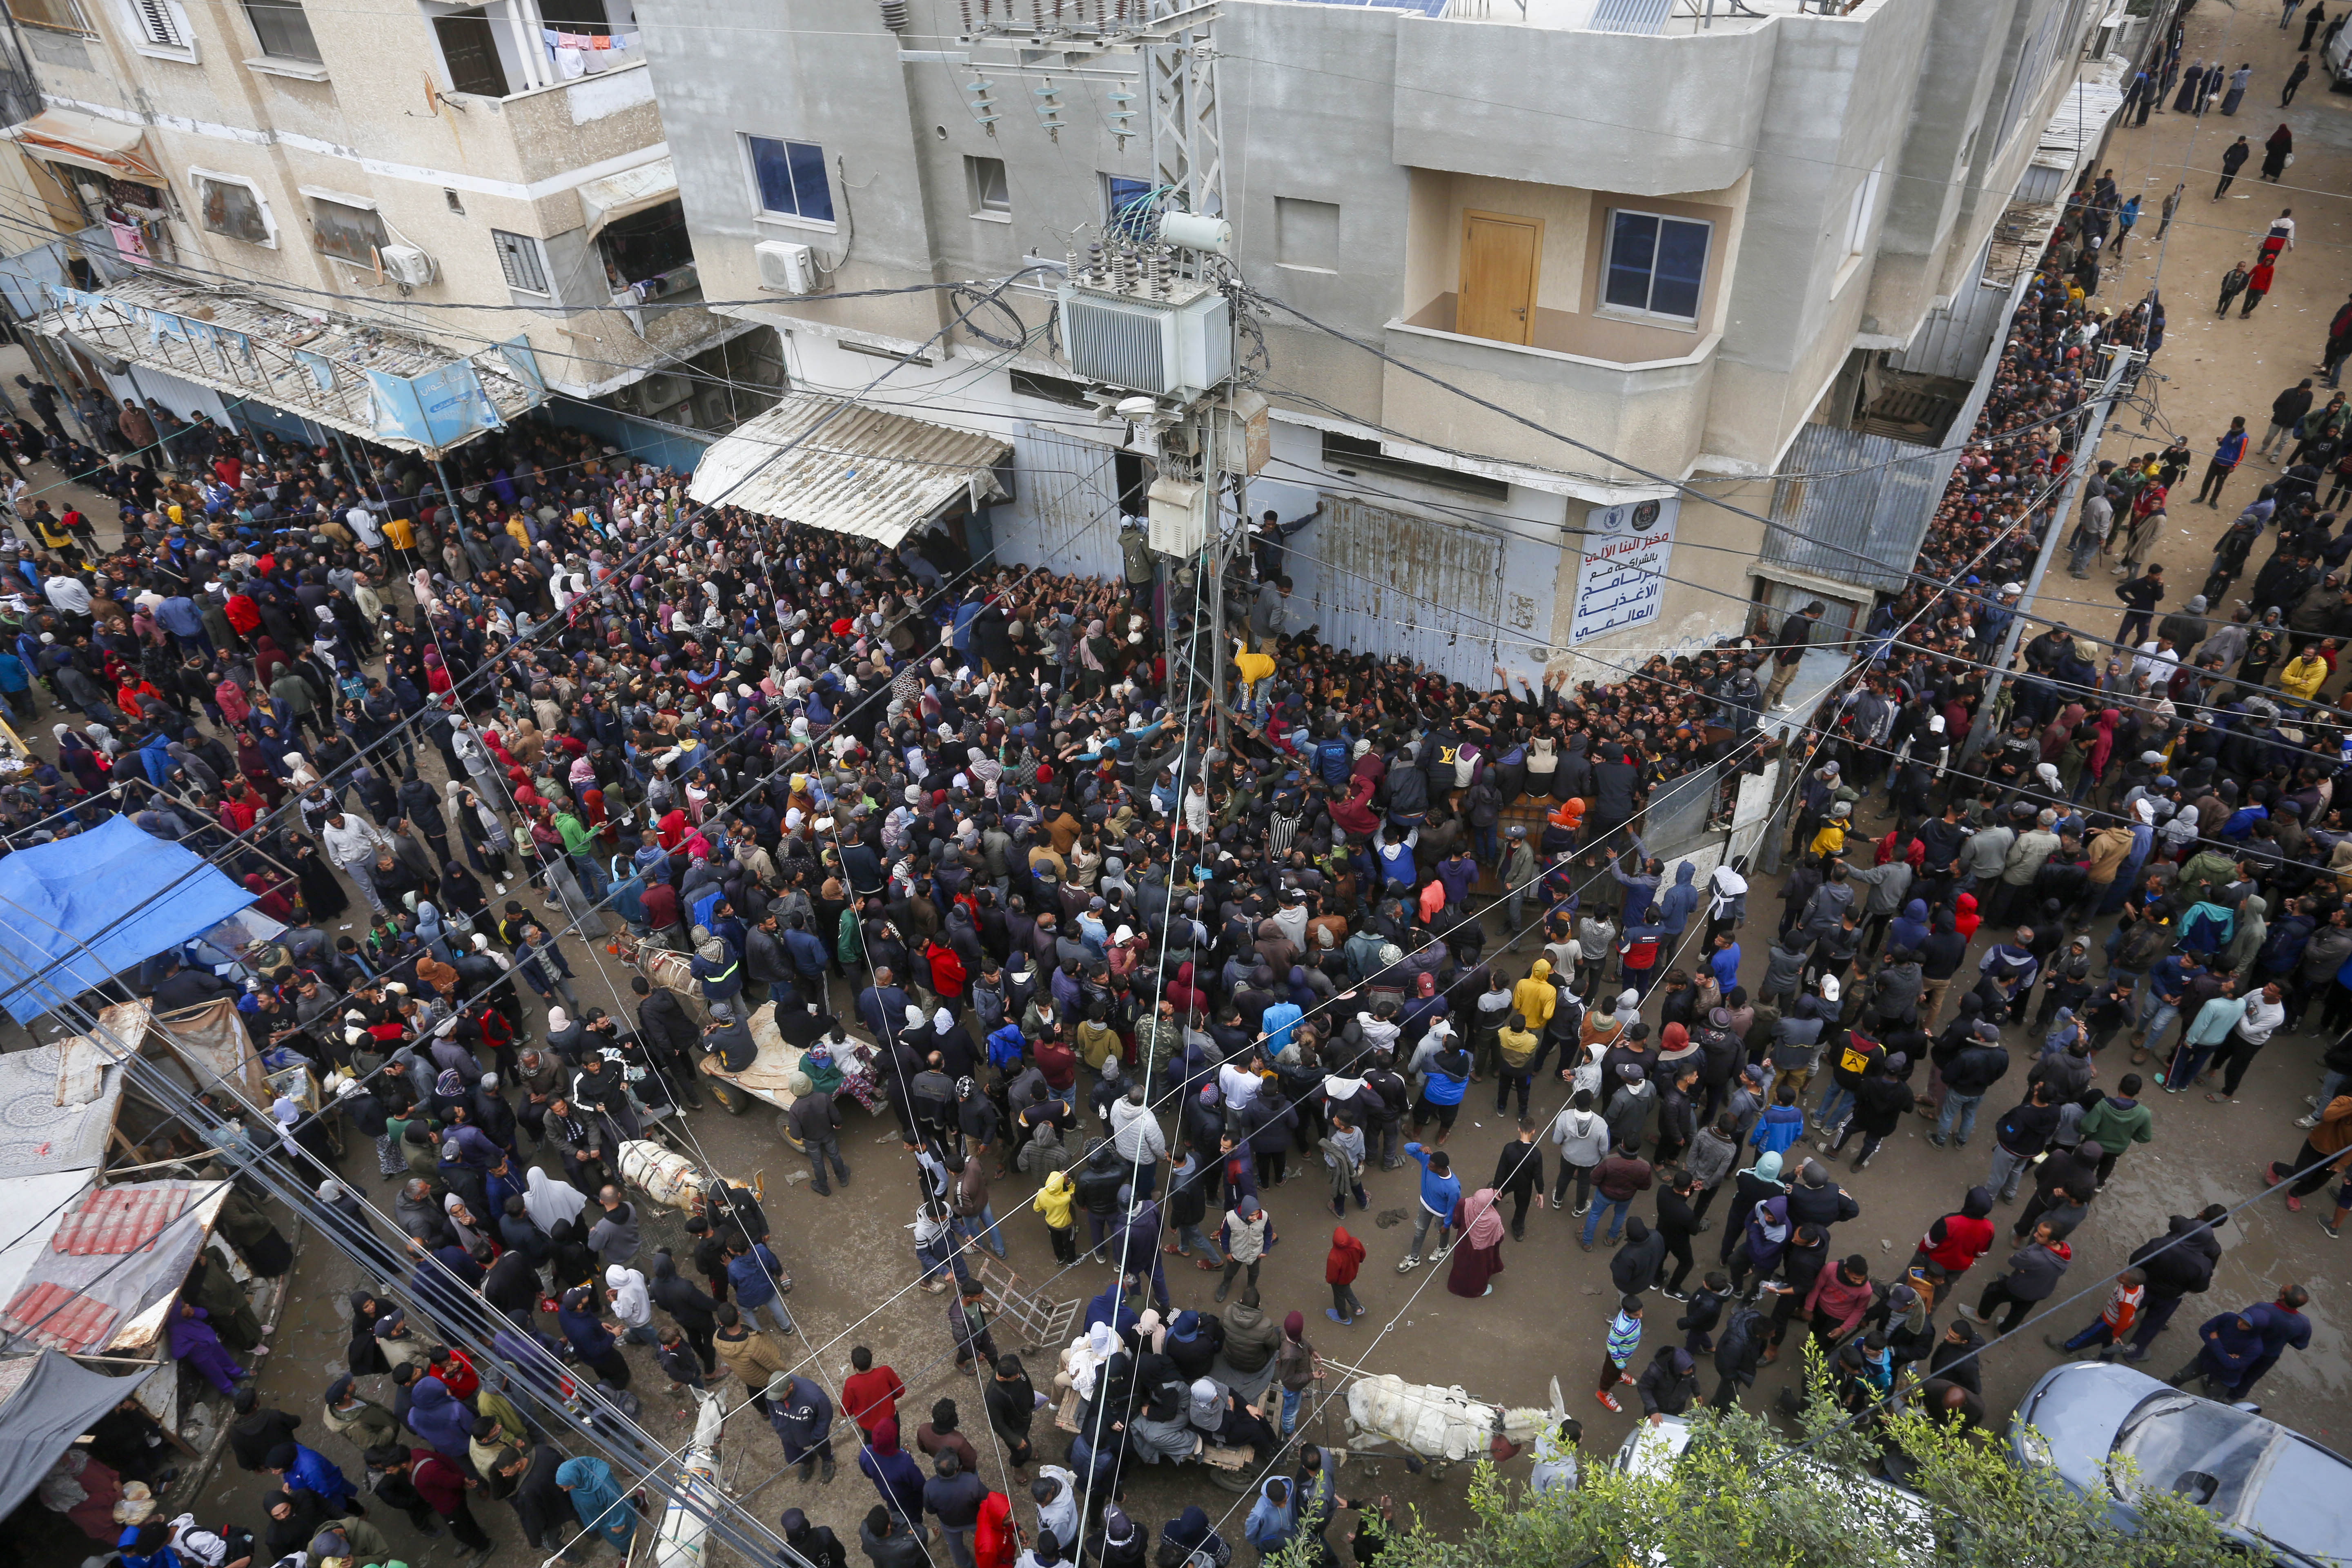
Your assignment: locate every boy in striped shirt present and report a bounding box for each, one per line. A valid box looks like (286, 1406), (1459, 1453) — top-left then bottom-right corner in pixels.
(1597, 1294), (1644, 1412)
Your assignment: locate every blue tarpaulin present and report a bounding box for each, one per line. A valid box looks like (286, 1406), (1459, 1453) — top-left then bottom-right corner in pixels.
(0, 817), (254, 1025)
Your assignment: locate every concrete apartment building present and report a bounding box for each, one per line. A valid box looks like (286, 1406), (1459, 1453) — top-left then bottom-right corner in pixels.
(647, 0), (2110, 684)
(0, 0), (777, 437)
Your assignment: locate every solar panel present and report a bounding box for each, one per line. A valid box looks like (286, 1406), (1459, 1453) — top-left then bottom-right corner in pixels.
(1587, 0), (1672, 32)
(1285, 0), (1453, 14)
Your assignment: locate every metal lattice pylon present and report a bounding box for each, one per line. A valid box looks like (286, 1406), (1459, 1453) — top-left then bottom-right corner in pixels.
(1147, 1), (1223, 220)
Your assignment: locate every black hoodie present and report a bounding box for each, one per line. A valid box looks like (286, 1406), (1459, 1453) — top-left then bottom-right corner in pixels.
(2129, 1213), (2224, 1301)
(1610, 1216), (1666, 1294)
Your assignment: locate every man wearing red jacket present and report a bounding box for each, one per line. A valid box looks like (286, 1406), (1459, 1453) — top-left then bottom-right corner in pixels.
(1909, 1186), (1996, 1307)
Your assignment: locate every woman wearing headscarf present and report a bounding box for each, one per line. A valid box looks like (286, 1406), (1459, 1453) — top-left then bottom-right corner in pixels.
(262, 1486), (332, 1559)
(437, 858), (488, 931)
(250, 634), (291, 687)
(522, 1164), (585, 1237)
(2261, 121), (2294, 181)
(442, 1193), (495, 1256)
(242, 871), (294, 923)
(235, 733), (286, 812)
(1124, 1364), (1202, 1464)
(1445, 1188), (1508, 1298)
(548, 1220), (599, 1298)
(856, 1415), (927, 1525)
(448, 781), (511, 878)
(345, 1289), (391, 1375)
(553, 1455), (637, 1554)
(1157, 1506), (1231, 1568)
(54, 726), (108, 793)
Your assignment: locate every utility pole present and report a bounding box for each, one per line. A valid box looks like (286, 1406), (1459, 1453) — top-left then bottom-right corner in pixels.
(921, 0), (1254, 741)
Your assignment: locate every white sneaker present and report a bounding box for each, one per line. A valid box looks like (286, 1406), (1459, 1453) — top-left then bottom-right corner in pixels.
(1395, 1256), (1421, 1274)
(2295, 1113), (2320, 1129)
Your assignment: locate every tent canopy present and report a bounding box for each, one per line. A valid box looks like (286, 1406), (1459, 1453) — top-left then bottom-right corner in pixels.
(0, 109), (161, 182)
(0, 1351), (157, 1521)
(0, 815), (254, 1025)
(687, 391), (1011, 547)
(580, 156), (678, 241)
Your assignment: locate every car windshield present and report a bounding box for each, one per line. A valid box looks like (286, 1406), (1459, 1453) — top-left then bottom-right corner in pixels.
(2243, 1436), (2352, 1559)
(2111, 1394), (2273, 1520)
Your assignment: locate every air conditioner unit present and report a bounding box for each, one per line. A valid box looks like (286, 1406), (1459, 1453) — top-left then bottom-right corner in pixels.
(756, 239), (817, 295)
(634, 373), (691, 414)
(1057, 278), (1232, 401)
(691, 388), (731, 428)
(379, 244), (437, 287)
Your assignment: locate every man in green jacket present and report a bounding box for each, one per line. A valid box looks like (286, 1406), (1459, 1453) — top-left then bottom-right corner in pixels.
(2080, 1074), (2156, 1186)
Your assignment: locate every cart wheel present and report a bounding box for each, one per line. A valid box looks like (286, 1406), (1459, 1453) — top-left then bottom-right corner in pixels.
(774, 1112), (806, 1152)
(1207, 1467), (1252, 1494)
(707, 1080), (755, 1115)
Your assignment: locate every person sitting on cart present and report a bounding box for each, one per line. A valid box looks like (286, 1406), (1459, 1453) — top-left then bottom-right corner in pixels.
(704, 1000), (760, 1072)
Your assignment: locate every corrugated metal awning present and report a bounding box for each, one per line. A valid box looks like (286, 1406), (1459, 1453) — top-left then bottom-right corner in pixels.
(2, 109), (160, 182)
(580, 156), (678, 240)
(688, 391), (1011, 546)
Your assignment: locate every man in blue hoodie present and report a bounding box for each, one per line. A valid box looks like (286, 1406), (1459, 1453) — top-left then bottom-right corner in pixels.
(1243, 1475), (1297, 1559)
(1659, 860), (1700, 946)
(1396, 1142), (1460, 1273)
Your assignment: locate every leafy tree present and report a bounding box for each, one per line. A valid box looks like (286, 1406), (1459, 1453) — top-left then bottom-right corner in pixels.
(1289, 1352), (2236, 1568)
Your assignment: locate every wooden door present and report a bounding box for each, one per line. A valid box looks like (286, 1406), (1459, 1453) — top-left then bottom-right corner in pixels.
(1459, 211), (1541, 345)
(434, 12), (510, 98)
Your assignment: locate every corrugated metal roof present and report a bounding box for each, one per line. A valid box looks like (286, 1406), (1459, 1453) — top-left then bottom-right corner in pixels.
(688, 390), (1012, 546)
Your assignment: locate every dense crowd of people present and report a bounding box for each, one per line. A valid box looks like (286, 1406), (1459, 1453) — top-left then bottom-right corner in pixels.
(6, 141), (2343, 1568)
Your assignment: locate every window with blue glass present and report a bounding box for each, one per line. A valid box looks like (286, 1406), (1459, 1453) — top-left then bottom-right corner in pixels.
(1105, 175), (1155, 240)
(1601, 209), (1711, 322)
(746, 135), (834, 224)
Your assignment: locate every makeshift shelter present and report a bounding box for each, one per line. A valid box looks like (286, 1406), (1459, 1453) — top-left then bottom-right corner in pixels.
(0, 1180), (229, 1358)
(0, 817), (255, 1025)
(0, 1043), (125, 1180)
(0, 1352), (158, 1522)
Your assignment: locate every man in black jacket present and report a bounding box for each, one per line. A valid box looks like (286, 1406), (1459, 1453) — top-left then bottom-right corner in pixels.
(1930, 1022), (2009, 1147)
(1611, 1215), (1666, 1297)
(1764, 602), (1823, 710)
(227, 1389), (303, 1472)
(1635, 1345), (1700, 1423)
(2119, 1205), (2228, 1361)
(633, 976), (704, 1109)
(1490, 1118), (1546, 1241)
(1709, 1303), (1768, 1410)
(1656, 1171), (1703, 1299)
(860, 1503), (929, 1568)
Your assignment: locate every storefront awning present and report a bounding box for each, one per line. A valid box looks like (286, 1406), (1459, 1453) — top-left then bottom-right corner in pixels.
(2, 109), (160, 182)
(580, 156), (678, 240)
(688, 390), (1011, 546)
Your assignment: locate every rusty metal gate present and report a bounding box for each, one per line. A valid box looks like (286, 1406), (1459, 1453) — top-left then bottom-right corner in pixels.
(1301, 497), (1506, 688)
(1016, 421), (1124, 579)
